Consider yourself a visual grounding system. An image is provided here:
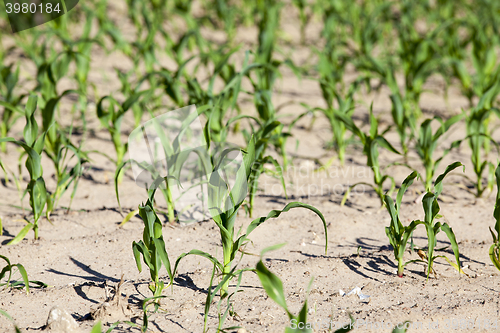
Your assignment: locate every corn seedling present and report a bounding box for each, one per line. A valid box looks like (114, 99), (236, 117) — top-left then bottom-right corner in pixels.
(1, 255), (29, 294)
(118, 105), (213, 223)
(59, 9), (102, 133)
(1, 255), (46, 293)
(357, 59), (415, 159)
(40, 90), (88, 217)
(322, 0), (392, 59)
(239, 119), (287, 218)
(132, 182), (174, 301)
(452, 88), (500, 197)
(0, 64), (26, 153)
(313, 67), (363, 164)
(384, 171), (421, 277)
(489, 163), (500, 271)
(1, 92), (86, 239)
(337, 106), (400, 207)
(203, 263), (244, 333)
(34, 47), (76, 108)
(292, 0), (323, 45)
(247, 0), (300, 168)
(96, 89), (151, 182)
(140, 295), (168, 332)
(94, 1), (132, 57)
(14, 28), (52, 68)
(415, 115), (463, 192)
(211, 0), (239, 42)
(355, 10), (451, 157)
(414, 162), (464, 279)
(446, 15), (500, 108)
(115, 69), (148, 128)
(184, 136), (327, 297)
(0, 95), (48, 243)
(394, 1), (450, 119)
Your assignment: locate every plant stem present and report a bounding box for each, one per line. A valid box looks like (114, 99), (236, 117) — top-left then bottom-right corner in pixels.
(397, 258), (404, 277)
(166, 183), (175, 224)
(221, 239), (232, 297)
(33, 223), (38, 240)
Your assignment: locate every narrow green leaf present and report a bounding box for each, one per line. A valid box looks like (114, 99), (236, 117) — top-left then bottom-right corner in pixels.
(7, 223), (34, 245)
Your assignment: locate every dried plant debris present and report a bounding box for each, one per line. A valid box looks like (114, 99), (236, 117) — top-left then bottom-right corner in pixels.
(90, 275), (133, 323)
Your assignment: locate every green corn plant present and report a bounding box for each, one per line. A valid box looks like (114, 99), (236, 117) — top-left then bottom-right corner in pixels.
(59, 8), (102, 133)
(443, 14), (500, 162)
(197, 51), (258, 143)
(1, 255), (47, 292)
(247, 0), (300, 168)
(322, 0), (393, 59)
(211, 0), (239, 42)
(140, 295), (168, 332)
(96, 89), (151, 182)
(313, 68), (363, 165)
(416, 162), (464, 279)
(147, 49), (252, 142)
(115, 69), (149, 128)
(384, 171), (422, 277)
(238, 118), (287, 218)
(446, 14), (500, 108)
(171, 0), (196, 32)
(33, 47), (76, 109)
(468, 88), (500, 197)
(440, 19), (474, 107)
(415, 115), (463, 192)
(292, 0), (323, 45)
(1, 255), (29, 294)
(355, 6), (452, 157)
(0, 95), (48, 243)
(198, 136), (326, 297)
(124, 102), (214, 219)
(337, 106), (400, 207)
(14, 28), (52, 67)
(40, 90), (88, 218)
(489, 163), (500, 271)
(151, 68), (285, 221)
(203, 263), (243, 333)
(117, 105), (215, 224)
(0, 64), (26, 153)
(94, 0), (132, 57)
(353, 41), (413, 158)
(132, 182), (174, 301)
(452, 87), (500, 197)
(129, 15), (161, 77)
(394, 1), (450, 119)
(387, 82), (417, 159)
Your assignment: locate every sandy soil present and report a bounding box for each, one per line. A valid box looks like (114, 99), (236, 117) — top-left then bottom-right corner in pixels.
(1, 2), (500, 333)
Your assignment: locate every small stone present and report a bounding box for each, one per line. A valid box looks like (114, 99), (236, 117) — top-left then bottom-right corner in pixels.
(237, 328), (247, 333)
(45, 306), (80, 332)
